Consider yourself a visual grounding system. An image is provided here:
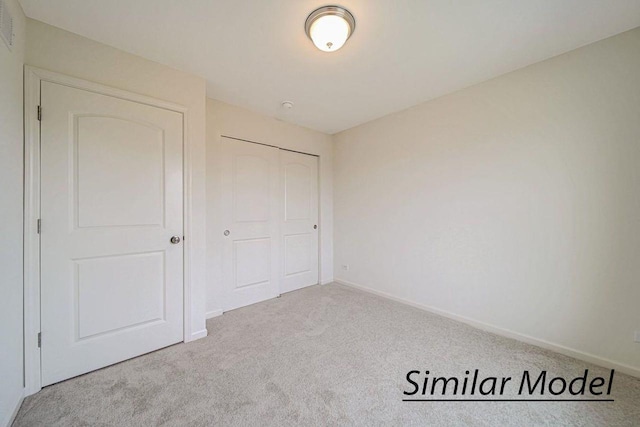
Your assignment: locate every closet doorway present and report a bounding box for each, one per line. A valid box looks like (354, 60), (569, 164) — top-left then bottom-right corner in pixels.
(220, 137), (319, 311)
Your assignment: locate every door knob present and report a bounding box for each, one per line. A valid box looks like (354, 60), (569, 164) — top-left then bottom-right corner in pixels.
(313, 225), (318, 230)
(170, 236), (181, 244)
(224, 230), (230, 236)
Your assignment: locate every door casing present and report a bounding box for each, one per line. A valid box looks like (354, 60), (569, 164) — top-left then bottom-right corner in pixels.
(23, 66), (196, 396)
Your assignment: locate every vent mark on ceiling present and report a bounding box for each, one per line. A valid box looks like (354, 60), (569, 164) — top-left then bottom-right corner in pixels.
(0, 0), (15, 50)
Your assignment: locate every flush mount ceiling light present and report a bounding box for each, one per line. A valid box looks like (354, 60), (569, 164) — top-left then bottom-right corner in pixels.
(305, 5), (355, 52)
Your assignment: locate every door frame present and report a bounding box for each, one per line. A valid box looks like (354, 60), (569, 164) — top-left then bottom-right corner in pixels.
(23, 66), (195, 396)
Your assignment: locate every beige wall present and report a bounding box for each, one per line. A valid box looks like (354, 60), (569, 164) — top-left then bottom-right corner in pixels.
(206, 99), (334, 315)
(25, 19), (209, 340)
(333, 28), (640, 375)
(0, 0), (26, 423)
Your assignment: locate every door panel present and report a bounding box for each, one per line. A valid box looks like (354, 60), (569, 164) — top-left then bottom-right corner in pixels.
(233, 155), (271, 222)
(234, 238), (272, 288)
(75, 252), (165, 339)
(221, 138), (280, 311)
(76, 116), (165, 228)
(40, 81), (184, 386)
(280, 150), (319, 293)
(284, 163), (312, 220)
(284, 234), (313, 276)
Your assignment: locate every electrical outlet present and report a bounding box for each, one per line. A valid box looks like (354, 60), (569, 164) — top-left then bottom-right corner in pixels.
(341, 264), (350, 271)
(635, 331), (640, 343)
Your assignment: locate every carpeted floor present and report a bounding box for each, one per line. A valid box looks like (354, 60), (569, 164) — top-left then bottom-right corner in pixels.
(14, 283), (640, 426)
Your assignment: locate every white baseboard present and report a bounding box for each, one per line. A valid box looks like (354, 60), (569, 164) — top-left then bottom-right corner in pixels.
(334, 278), (640, 379)
(2, 388), (24, 427)
(206, 309), (223, 319)
(320, 278), (334, 285)
(187, 329), (208, 342)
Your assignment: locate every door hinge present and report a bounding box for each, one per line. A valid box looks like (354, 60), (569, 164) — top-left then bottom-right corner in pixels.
(37, 332), (41, 348)
(37, 105), (42, 121)
(37, 219), (41, 234)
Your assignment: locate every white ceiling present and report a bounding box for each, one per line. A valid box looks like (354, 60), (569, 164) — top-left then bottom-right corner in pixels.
(19, 0), (640, 134)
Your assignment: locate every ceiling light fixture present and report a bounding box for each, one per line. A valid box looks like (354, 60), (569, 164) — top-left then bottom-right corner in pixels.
(305, 5), (355, 52)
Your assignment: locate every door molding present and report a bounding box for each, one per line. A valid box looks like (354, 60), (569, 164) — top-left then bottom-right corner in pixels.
(23, 66), (195, 396)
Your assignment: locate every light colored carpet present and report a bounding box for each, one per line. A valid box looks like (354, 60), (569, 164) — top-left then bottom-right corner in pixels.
(14, 283), (640, 426)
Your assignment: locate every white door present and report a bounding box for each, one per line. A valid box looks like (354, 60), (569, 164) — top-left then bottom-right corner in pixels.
(40, 81), (184, 386)
(221, 137), (280, 311)
(280, 150), (319, 293)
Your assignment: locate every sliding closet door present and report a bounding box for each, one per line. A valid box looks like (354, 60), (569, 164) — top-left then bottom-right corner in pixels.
(280, 150), (319, 293)
(221, 137), (280, 311)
